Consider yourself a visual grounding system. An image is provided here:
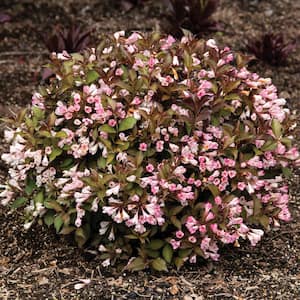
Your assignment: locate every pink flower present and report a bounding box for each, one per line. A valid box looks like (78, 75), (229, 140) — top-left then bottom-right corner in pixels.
(115, 68), (124, 76)
(131, 96), (142, 105)
(170, 239), (181, 250)
(223, 158), (236, 167)
(189, 255), (197, 263)
(247, 228), (264, 246)
(206, 39), (218, 49)
(185, 216), (198, 234)
(169, 143), (179, 152)
(146, 164), (154, 173)
(188, 236), (197, 243)
(278, 206), (291, 221)
(194, 180), (202, 187)
(205, 212), (215, 222)
(214, 196), (222, 205)
(139, 143), (148, 152)
(84, 106), (92, 114)
(285, 147), (299, 160)
(45, 146), (52, 155)
(159, 75), (174, 86)
(228, 170), (237, 178)
(125, 32), (142, 44)
(156, 141), (164, 152)
(105, 184), (120, 196)
(161, 35), (176, 50)
(64, 112), (73, 120)
(173, 166), (186, 177)
(237, 182), (246, 191)
(108, 119), (117, 127)
(176, 230), (184, 239)
(55, 103), (67, 116)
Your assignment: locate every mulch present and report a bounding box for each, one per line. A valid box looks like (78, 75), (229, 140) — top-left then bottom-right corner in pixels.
(0, 0), (299, 299)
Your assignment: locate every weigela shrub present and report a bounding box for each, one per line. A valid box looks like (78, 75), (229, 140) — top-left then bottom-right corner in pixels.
(1, 32), (299, 271)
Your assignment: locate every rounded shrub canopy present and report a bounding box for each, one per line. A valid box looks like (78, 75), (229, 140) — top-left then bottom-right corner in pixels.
(1, 32), (299, 271)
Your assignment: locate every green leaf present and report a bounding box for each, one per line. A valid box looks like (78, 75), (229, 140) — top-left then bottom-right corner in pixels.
(97, 156), (106, 169)
(224, 93), (240, 101)
(151, 257), (168, 272)
(107, 153), (115, 164)
(11, 197), (27, 209)
(49, 147), (63, 162)
(224, 80), (241, 93)
(129, 69), (137, 81)
(44, 200), (63, 212)
(185, 122), (192, 135)
(60, 74), (74, 94)
(282, 167), (292, 178)
(136, 151), (144, 166)
(271, 119), (282, 139)
(174, 257), (184, 270)
(281, 137), (292, 148)
(145, 249), (160, 258)
(44, 211), (55, 227)
(60, 226), (75, 235)
(75, 225), (90, 247)
(259, 215), (270, 229)
(114, 81), (133, 93)
(253, 197), (262, 217)
(60, 158), (74, 169)
(54, 215), (63, 233)
(55, 131), (68, 138)
(34, 191), (44, 203)
(223, 135), (236, 149)
(162, 244), (173, 263)
(99, 124), (116, 133)
(118, 117), (137, 132)
(86, 70), (100, 84)
(32, 106), (44, 120)
(126, 257), (146, 272)
(170, 216), (181, 229)
(207, 184), (219, 197)
(261, 140), (277, 151)
(178, 248), (192, 258)
(194, 246), (205, 257)
(169, 206), (184, 216)
(25, 178), (36, 195)
(124, 234), (139, 240)
(183, 51), (192, 70)
(38, 130), (52, 138)
(147, 239), (165, 250)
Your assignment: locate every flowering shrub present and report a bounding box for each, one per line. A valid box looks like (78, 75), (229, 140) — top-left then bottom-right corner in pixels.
(1, 32), (299, 271)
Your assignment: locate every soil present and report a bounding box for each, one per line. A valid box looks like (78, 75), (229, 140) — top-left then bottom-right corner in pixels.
(0, 0), (299, 299)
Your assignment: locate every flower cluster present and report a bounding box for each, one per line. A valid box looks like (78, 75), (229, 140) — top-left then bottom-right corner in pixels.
(1, 32), (299, 271)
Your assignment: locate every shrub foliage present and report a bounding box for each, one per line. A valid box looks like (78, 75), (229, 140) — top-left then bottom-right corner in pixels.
(1, 32), (299, 271)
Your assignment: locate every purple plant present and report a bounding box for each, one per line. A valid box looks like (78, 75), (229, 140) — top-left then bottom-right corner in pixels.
(0, 12), (11, 23)
(247, 32), (296, 66)
(43, 24), (92, 53)
(163, 0), (220, 37)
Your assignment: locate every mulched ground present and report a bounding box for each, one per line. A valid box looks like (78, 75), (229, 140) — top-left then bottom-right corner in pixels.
(0, 0), (299, 299)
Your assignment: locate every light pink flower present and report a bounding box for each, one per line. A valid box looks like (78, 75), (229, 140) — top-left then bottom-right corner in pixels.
(139, 143), (148, 152)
